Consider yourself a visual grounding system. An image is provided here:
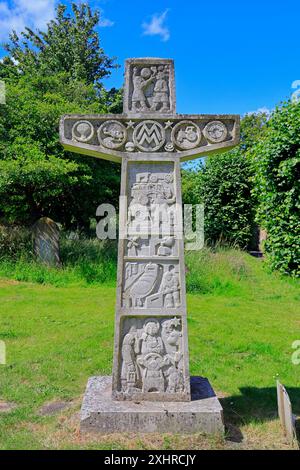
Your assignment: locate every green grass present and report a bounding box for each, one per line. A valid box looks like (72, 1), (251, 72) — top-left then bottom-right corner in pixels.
(0, 238), (117, 286)
(0, 248), (299, 449)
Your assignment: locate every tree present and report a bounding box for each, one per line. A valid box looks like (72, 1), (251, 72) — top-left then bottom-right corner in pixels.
(0, 3), (117, 87)
(198, 150), (255, 248)
(182, 113), (268, 249)
(0, 3), (122, 229)
(250, 101), (300, 277)
(240, 112), (268, 151)
(181, 161), (202, 206)
(0, 72), (121, 227)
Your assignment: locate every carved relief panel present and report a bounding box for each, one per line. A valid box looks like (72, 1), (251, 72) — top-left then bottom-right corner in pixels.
(123, 59), (176, 115)
(125, 235), (179, 258)
(116, 316), (188, 400)
(126, 162), (179, 236)
(123, 162), (182, 310)
(122, 261), (181, 309)
(111, 148), (190, 401)
(64, 116), (238, 157)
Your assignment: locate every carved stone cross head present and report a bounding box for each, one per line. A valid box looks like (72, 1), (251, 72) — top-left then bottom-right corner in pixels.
(60, 57), (240, 163)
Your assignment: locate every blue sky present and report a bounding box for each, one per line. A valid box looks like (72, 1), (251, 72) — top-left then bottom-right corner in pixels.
(0, 0), (299, 115)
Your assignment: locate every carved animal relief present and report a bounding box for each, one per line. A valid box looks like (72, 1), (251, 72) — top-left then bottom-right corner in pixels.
(123, 262), (181, 309)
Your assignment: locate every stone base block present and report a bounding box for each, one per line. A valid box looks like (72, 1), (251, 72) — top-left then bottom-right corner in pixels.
(80, 376), (224, 435)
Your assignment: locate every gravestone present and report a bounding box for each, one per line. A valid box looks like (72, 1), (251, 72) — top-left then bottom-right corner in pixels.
(32, 217), (60, 266)
(60, 58), (240, 433)
(277, 381), (297, 445)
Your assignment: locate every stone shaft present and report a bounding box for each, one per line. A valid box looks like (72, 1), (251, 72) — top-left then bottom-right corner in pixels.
(112, 157), (190, 401)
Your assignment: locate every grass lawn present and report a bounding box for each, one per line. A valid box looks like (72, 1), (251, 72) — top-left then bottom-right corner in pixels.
(0, 249), (299, 450)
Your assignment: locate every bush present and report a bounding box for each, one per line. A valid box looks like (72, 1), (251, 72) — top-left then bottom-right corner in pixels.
(0, 3), (121, 229)
(181, 114), (268, 250)
(0, 225), (32, 260)
(250, 101), (300, 277)
(203, 151), (254, 248)
(185, 151), (255, 249)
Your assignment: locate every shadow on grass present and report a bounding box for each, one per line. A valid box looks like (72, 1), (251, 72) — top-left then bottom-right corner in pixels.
(220, 386), (300, 444)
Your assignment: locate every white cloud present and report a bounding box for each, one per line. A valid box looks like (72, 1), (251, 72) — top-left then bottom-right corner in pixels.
(99, 17), (114, 27)
(142, 9), (170, 42)
(246, 106), (271, 116)
(0, 0), (55, 41)
(99, 9), (114, 28)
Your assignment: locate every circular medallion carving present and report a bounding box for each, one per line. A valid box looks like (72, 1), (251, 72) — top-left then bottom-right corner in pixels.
(98, 120), (127, 149)
(171, 121), (201, 150)
(203, 121), (227, 143)
(72, 120), (94, 143)
(133, 120), (165, 152)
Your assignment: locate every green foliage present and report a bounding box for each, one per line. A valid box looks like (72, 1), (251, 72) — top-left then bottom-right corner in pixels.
(199, 151), (255, 248)
(0, 73), (120, 227)
(182, 113), (268, 249)
(0, 234), (117, 286)
(0, 3), (121, 228)
(182, 153), (254, 249)
(0, 3), (117, 86)
(181, 161), (202, 206)
(185, 247), (250, 295)
(0, 225), (117, 286)
(0, 225), (32, 260)
(240, 112), (268, 150)
(250, 101), (300, 277)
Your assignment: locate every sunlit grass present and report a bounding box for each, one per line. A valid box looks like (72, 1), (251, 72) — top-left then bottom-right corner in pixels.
(0, 248), (299, 449)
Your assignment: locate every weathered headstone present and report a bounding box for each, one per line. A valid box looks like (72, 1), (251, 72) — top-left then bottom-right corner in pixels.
(32, 217), (60, 266)
(60, 58), (240, 433)
(277, 381), (297, 445)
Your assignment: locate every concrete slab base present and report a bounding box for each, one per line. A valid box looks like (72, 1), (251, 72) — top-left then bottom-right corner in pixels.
(80, 376), (224, 435)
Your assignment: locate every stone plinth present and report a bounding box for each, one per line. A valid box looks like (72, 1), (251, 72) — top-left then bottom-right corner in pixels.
(80, 376), (224, 435)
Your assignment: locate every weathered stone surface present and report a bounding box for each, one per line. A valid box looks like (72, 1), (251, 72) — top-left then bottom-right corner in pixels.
(60, 59), (239, 163)
(80, 376), (224, 434)
(60, 114), (239, 163)
(32, 217), (60, 266)
(112, 159), (190, 402)
(59, 57), (240, 434)
(123, 58), (176, 116)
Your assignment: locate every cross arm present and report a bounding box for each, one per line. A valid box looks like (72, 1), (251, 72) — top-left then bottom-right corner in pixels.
(59, 113), (240, 162)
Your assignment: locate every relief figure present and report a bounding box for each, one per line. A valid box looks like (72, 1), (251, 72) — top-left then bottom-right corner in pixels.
(132, 67), (155, 112)
(120, 318), (185, 395)
(160, 265), (181, 308)
(121, 326), (140, 392)
(150, 67), (170, 112)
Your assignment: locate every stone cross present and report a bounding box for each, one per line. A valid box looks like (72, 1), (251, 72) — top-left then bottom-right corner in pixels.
(60, 58), (240, 403)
